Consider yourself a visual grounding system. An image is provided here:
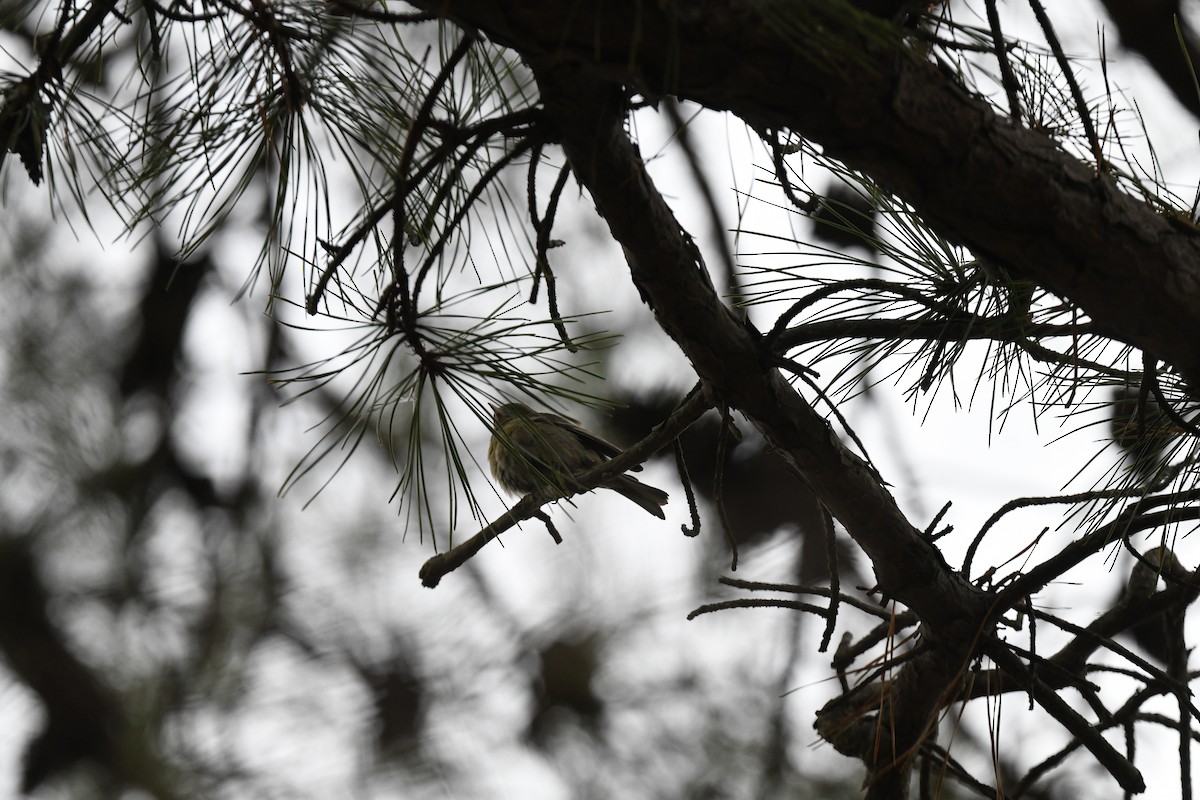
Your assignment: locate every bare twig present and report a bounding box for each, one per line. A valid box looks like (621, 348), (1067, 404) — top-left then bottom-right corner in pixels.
(688, 597), (830, 620)
(674, 438), (701, 537)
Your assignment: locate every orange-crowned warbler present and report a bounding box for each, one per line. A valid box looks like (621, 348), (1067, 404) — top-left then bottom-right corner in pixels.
(488, 402), (668, 518)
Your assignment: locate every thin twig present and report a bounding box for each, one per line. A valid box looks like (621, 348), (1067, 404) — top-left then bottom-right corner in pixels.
(963, 478), (1200, 579)
(820, 503), (840, 653)
(688, 597), (830, 620)
(530, 162), (575, 350)
(984, 0), (1023, 122)
(718, 576), (904, 620)
(762, 127), (816, 213)
(419, 387), (711, 587)
(674, 438), (701, 537)
(994, 501), (1200, 601)
(923, 501), (952, 538)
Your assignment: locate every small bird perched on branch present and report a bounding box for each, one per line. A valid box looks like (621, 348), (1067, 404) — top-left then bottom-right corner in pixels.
(488, 402), (668, 518)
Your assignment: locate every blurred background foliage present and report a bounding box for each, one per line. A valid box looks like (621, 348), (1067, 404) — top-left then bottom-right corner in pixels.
(0, 181), (876, 797)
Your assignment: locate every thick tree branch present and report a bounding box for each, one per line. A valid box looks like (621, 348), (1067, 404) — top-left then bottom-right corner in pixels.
(533, 66), (985, 627)
(406, 0), (1200, 387)
(530, 60), (989, 798)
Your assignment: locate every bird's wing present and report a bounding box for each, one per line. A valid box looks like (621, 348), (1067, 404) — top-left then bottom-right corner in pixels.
(545, 412), (640, 469)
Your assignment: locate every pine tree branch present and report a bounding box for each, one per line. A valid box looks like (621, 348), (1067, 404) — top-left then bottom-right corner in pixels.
(405, 0), (1200, 388)
(531, 60), (990, 799)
